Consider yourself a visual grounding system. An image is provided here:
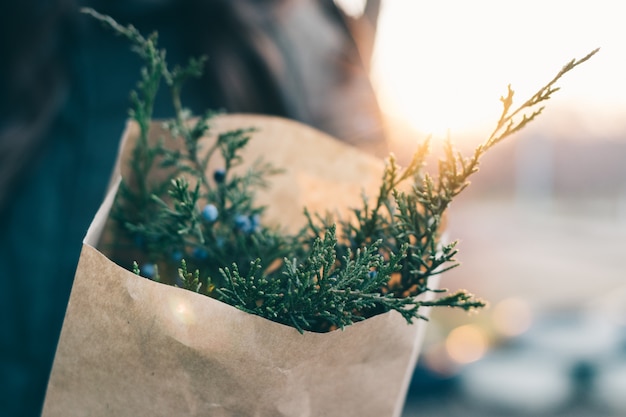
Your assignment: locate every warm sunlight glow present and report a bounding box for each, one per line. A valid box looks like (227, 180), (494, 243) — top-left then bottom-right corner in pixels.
(168, 296), (196, 326)
(445, 324), (489, 365)
(371, 1), (626, 142)
(334, 0), (366, 18)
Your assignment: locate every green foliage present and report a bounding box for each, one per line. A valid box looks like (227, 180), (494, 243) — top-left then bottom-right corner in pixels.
(177, 260), (203, 293)
(84, 8), (597, 333)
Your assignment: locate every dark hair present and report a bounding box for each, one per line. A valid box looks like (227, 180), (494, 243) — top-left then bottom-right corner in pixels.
(0, 0), (76, 212)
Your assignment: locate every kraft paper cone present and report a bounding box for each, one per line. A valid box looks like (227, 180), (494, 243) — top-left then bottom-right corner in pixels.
(43, 115), (433, 417)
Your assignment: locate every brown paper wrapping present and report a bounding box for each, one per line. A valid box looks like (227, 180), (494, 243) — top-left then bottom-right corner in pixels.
(43, 115), (433, 417)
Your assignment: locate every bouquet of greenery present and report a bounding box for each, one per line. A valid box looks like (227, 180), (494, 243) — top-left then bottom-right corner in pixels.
(43, 9), (596, 417)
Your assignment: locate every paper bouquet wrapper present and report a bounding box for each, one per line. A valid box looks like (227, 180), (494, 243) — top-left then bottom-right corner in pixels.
(43, 115), (434, 417)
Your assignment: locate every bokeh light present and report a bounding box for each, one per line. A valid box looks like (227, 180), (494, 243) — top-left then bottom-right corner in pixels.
(491, 297), (533, 338)
(445, 324), (489, 365)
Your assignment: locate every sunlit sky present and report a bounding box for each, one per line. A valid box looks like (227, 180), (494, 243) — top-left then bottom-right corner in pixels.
(368, 1), (626, 141)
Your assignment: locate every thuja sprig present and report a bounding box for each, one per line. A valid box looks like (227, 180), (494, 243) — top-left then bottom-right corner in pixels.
(81, 8), (168, 212)
(85, 8), (597, 333)
(83, 8), (290, 282)
(487, 49), (599, 151)
(177, 260), (203, 293)
(218, 226), (415, 332)
(306, 49), (599, 317)
(427, 48), (601, 216)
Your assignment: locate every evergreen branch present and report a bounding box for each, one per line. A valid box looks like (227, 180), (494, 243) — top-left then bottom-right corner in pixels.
(485, 48), (600, 152)
(85, 9), (597, 333)
(416, 290), (487, 312)
(177, 260), (203, 293)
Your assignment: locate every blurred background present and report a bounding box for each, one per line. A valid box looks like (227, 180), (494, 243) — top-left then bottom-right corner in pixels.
(334, 0), (626, 415)
(1, 0), (624, 415)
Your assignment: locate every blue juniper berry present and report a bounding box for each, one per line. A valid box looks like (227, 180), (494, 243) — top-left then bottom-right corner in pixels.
(171, 250), (184, 263)
(201, 203), (219, 222)
(192, 247), (209, 260)
(140, 263), (156, 279)
(250, 213), (261, 233)
(234, 214), (253, 234)
(213, 168), (226, 183)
